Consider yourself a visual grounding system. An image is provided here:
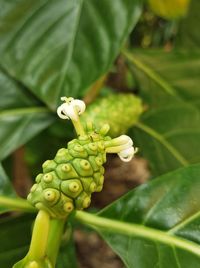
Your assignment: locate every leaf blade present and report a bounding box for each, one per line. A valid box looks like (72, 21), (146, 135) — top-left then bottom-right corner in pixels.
(0, 0), (142, 109)
(0, 163), (16, 197)
(125, 49), (200, 175)
(0, 70), (55, 160)
(76, 164), (200, 268)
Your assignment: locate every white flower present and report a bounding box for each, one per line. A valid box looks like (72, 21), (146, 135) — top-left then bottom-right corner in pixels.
(105, 134), (138, 162)
(118, 146), (138, 162)
(57, 97), (86, 121)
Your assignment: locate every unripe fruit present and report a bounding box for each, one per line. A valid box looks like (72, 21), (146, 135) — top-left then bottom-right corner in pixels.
(27, 96), (138, 219)
(80, 94), (143, 137)
(27, 128), (109, 219)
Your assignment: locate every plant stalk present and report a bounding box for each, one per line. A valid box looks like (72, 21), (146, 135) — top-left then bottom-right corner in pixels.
(46, 218), (66, 266)
(0, 196), (36, 212)
(72, 115), (86, 136)
(28, 210), (50, 260)
(75, 210), (200, 256)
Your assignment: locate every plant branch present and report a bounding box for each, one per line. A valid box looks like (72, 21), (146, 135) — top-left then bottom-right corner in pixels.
(0, 196), (36, 212)
(28, 210), (50, 260)
(46, 218), (65, 266)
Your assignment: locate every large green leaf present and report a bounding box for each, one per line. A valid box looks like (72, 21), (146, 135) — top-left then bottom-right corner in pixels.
(125, 50), (200, 108)
(0, 214), (77, 268)
(0, 214), (33, 267)
(0, 0), (142, 109)
(76, 164), (200, 268)
(0, 70), (55, 160)
(176, 0), (200, 49)
(0, 163), (16, 201)
(56, 228), (77, 268)
(124, 50), (200, 175)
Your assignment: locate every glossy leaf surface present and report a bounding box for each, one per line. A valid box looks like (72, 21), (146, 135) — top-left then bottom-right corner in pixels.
(0, 214), (77, 268)
(0, 70), (55, 160)
(0, 215), (32, 267)
(97, 164), (200, 268)
(57, 228), (77, 268)
(0, 164), (15, 197)
(124, 50), (200, 175)
(0, 0), (142, 109)
(0, 164), (16, 214)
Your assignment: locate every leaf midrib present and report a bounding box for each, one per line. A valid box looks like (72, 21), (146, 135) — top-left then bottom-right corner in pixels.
(56, 0), (84, 103)
(168, 210), (200, 235)
(135, 122), (189, 166)
(75, 211), (200, 256)
(122, 50), (177, 96)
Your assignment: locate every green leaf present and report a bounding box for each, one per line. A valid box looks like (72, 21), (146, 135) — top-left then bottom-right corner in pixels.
(124, 50), (200, 175)
(0, 214), (77, 268)
(0, 162), (17, 213)
(125, 50), (200, 109)
(0, 0), (142, 109)
(0, 165), (16, 214)
(176, 0), (200, 49)
(0, 70), (55, 160)
(57, 228), (77, 268)
(76, 164), (200, 268)
(0, 69), (39, 110)
(0, 214), (33, 267)
(0, 163), (15, 197)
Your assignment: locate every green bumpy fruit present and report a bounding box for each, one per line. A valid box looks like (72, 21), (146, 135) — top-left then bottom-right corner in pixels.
(27, 127), (111, 219)
(81, 93), (143, 137)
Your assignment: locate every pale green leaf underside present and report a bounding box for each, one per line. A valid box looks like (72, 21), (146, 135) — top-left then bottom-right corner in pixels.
(125, 50), (200, 108)
(124, 50), (200, 175)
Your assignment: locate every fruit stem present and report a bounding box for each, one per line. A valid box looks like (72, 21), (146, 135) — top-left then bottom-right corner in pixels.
(46, 218), (66, 266)
(28, 210), (50, 260)
(71, 114), (86, 136)
(0, 196), (36, 212)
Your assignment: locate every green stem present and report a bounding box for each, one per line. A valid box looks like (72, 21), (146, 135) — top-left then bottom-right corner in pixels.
(75, 211), (200, 256)
(0, 196), (36, 212)
(72, 116), (85, 136)
(46, 218), (65, 267)
(28, 210), (50, 260)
